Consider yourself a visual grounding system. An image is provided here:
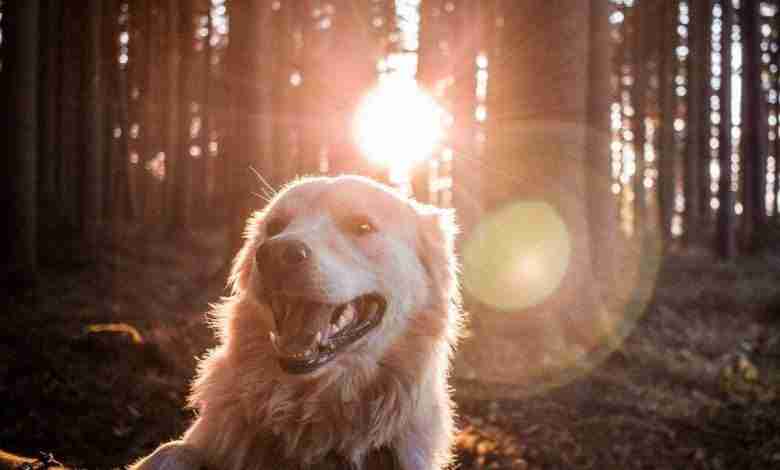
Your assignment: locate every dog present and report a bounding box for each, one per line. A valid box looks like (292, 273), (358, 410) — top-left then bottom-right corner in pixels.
(132, 175), (462, 470)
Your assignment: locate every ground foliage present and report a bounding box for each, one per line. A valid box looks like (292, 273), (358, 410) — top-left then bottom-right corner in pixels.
(2, 232), (780, 469)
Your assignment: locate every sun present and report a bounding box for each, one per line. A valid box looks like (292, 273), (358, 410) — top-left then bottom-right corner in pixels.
(353, 79), (446, 177)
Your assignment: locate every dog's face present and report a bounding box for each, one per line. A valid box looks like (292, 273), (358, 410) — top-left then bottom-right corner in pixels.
(231, 175), (455, 376)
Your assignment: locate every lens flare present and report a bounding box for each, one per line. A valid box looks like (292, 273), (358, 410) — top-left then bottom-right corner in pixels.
(353, 79), (445, 175)
(462, 201), (571, 311)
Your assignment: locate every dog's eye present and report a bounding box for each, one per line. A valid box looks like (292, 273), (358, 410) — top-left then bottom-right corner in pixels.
(266, 217), (288, 237)
(344, 215), (376, 236)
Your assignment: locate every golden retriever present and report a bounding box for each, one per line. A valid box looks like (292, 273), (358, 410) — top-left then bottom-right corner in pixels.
(132, 175), (461, 470)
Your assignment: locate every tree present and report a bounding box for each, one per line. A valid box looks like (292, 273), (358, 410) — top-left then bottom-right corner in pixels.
(686, 0), (710, 243)
(587, 0), (619, 279)
(190, 0), (210, 219)
(450, 0), (481, 227)
(83, 0), (107, 252)
(60, 2), (86, 228)
(170, 0), (195, 231)
(417, 0), (481, 204)
(163, 0), (182, 228)
(269, 0), (295, 187)
(0, 0), (41, 283)
(476, 0), (610, 352)
(630, 0), (649, 235)
(716, 0), (737, 259)
(141, 0), (166, 228)
(223, 0), (272, 257)
(38, 1), (64, 225)
(740, 0), (769, 248)
(657, 0), (678, 244)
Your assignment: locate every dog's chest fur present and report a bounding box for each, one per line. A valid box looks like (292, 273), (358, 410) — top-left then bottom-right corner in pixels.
(191, 347), (421, 470)
(256, 365), (416, 464)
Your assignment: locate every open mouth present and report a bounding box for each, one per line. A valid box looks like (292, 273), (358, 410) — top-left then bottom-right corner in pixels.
(267, 293), (387, 374)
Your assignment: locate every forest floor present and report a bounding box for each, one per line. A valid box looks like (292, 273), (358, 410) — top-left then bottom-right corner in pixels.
(2, 228), (780, 469)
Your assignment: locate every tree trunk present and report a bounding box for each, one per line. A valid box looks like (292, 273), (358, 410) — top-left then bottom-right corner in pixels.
(38, 0), (63, 226)
(104, 0), (121, 224)
(190, 0), (210, 220)
(1, 0), (41, 283)
(686, 0), (710, 243)
(115, 2), (134, 222)
(297, 0), (323, 178)
(170, 1), (194, 231)
(269, 1), (293, 188)
(59, 3), (85, 229)
(413, 0), (443, 202)
(83, 0), (107, 253)
(461, 0), (614, 376)
(223, 0), (267, 260)
(630, 1), (648, 236)
(716, 0), (737, 259)
(450, 0), (481, 227)
(587, 0), (619, 284)
(126, 0), (146, 220)
(311, 0), (379, 178)
(772, 8), (780, 220)
(740, 0), (768, 248)
(482, 0), (507, 211)
(698, 0), (713, 227)
(657, 0), (678, 245)
(142, 0), (165, 229)
(163, 0), (182, 230)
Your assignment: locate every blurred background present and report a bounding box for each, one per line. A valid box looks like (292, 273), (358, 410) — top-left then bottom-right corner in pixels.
(2, 0), (780, 468)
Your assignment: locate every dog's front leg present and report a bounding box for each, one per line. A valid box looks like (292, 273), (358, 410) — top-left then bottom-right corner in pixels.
(393, 422), (452, 470)
(393, 394), (455, 470)
(129, 441), (204, 470)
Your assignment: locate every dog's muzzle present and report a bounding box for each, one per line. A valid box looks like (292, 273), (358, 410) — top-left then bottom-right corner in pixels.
(255, 237), (388, 373)
(266, 293), (387, 374)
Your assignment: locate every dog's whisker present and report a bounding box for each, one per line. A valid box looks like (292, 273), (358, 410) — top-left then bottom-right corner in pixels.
(251, 191), (271, 203)
(249, 166), (278, 198)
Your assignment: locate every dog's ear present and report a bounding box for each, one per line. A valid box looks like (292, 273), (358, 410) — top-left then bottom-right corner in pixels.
(415, 203), (458, 293)
(227, 210), (266, 295)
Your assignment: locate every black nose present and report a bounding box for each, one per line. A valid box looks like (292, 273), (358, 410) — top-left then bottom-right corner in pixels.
(255, 239), (311, 278)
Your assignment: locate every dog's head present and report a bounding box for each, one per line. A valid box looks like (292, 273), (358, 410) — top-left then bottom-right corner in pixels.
(228, 175), (457, 376)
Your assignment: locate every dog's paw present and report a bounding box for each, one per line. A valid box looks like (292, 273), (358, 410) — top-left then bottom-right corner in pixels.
(129, 442), (204, 470)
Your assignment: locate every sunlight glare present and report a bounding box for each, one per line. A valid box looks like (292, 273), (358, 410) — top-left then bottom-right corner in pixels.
(462, 201), (571, 312)
(353, 79), (445, 175)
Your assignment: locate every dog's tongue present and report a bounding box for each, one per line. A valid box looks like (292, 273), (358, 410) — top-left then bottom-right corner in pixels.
(274, 302), (332, 356)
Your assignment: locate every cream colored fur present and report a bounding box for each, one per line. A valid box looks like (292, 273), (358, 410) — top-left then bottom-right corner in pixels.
(131, 175), (461, 470)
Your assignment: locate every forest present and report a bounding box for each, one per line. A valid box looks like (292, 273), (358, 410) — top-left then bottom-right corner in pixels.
(1, 0), (780, 469)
